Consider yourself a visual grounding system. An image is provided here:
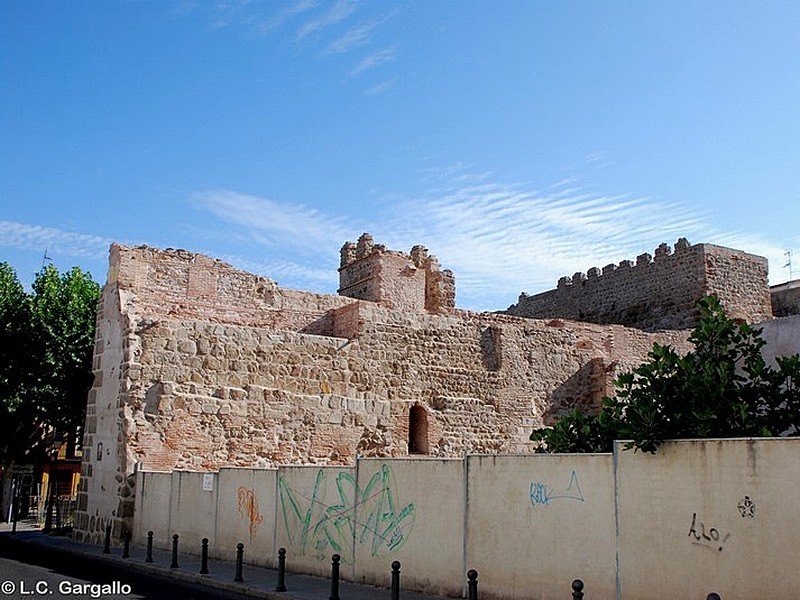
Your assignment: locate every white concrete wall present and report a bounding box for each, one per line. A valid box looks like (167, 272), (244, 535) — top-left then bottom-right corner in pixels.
(132, 441), (800, 599)
(616, 438), (800, 600)
(466, 454), (616, 600)
(274, 465), (355, 577)
(134, 471), (172, 548)
(168, 471), (218, 554)
(354, 459), (464, 597)
(214, 468), (277, 567)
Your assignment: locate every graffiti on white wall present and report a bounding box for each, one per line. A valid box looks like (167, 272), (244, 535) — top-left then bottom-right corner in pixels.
(278, 464), (416, 562)
(688, 512), (731, 552)
(529, 470), (585, 508)
(237, 486), (264, 538)
(737, 495), (756, 518)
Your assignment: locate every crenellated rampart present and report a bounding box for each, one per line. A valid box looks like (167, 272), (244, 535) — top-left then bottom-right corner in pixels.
(506, 238), (772, 331)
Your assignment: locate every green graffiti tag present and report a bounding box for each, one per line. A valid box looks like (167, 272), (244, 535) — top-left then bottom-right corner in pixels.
(277, 464), (416, 562)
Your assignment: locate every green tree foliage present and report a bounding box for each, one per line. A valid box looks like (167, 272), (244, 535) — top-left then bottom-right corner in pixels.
(28, 265), (101, 435)
(0, 263), (100, 467)
(531, 296), (800, 453)
(0, 263), (36, 465)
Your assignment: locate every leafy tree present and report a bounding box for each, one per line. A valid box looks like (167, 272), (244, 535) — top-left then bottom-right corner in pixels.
(0, 263), (100, 470)
(0, 263), (38, 467)
(531, 296), (800, 453)
(28, 265), (101, 441)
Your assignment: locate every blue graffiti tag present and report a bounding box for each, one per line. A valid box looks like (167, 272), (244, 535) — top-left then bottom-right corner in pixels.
(530, 470), (585, 508)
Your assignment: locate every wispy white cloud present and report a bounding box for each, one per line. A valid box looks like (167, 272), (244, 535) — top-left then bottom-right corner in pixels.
(190, 189), (352, 258)
(257, 0), (319, 32)
(323, 7), (402, 55)
(213, 252), (337, 290)
(364, 79), (396, 96)
(350, 47), (396, 76)
(175, 0), (319, 33)
(295, 0), (357, 41)
(369, 171), (788, 310)
(169, 0), (198, 19)
(188, 173), (789, 311)
(190, 190), (358, 292)
(0, 221), (113, 259)
(418, 162), (495, 185)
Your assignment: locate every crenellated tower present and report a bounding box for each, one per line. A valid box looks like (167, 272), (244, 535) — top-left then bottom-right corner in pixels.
(338, 233), (455, 314)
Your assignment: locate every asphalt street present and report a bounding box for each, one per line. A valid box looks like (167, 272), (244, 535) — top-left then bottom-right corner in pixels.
(0, 524), (455, 600)
(0, 534), (288, 600)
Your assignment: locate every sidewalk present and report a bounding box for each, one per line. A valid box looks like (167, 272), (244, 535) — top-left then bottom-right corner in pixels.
(0, 521), (458, 600)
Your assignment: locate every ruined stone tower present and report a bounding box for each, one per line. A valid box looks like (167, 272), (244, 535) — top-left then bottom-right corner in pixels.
(338, 233), (456, 314)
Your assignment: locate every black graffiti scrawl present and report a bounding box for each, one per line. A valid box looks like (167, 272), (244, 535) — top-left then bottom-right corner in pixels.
(688, 512), (731, 552)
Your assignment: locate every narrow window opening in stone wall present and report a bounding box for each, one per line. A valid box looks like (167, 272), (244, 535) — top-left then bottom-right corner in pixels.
(480, 325), (502, 371)
(408, 405), (429, 455)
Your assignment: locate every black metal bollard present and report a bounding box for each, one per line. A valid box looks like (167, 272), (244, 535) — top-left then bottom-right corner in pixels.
(170, 534), (179, 569)
(571, 579), (584, 600)
(329, 553), (341, 600)
(43, 485), (55, 533)
(707, 594), (722, 600)
(234, 542), (244, 582)
(467, 569), (478, 600)
(122, 530), (131, 559)
(276, 547), (287, 592)
(391, 560), (401, 600)
(145, 531), (154, 563)
(102, 524), (111, 554)
(200, 538), (209, 575)
(10, 490), (18, 535)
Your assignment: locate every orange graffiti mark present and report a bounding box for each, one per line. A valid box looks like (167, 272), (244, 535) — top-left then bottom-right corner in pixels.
(237, 486), (264, 538)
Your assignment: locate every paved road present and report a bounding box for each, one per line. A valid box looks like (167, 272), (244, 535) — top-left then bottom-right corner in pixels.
(0, 555), (147, 599)
(0, 526), (457, 600)
(0, 537), (287, 600)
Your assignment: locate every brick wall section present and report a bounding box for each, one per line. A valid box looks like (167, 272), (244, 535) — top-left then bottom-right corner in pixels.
(74, 243), (690, 542)
(771, 280), (800, 317)
(506, 239), (772, 330)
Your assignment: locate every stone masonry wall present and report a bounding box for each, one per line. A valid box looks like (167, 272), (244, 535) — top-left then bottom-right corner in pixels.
(702, 243), (773, 324)
(506, 239), (772, 330)
(74, 243), (690, 543)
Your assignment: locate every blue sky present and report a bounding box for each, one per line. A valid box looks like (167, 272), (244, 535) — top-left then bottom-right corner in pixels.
(2, 1), (798, 311)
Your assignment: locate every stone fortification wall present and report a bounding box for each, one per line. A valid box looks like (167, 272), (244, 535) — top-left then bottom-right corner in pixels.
(110, 244), (354, 332)
(771, 280), (800, 317)
(338, 233), (455, 313)
(100, 304), (687, 471)
(702, 243), (773, 324)
(75, 243), (689, 543)
(506, 239), (772, 331)
(76, 243), (349, 543)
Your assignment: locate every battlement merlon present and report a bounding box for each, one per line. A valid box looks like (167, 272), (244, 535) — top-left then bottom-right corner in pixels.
(338, 233), (455, 314)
